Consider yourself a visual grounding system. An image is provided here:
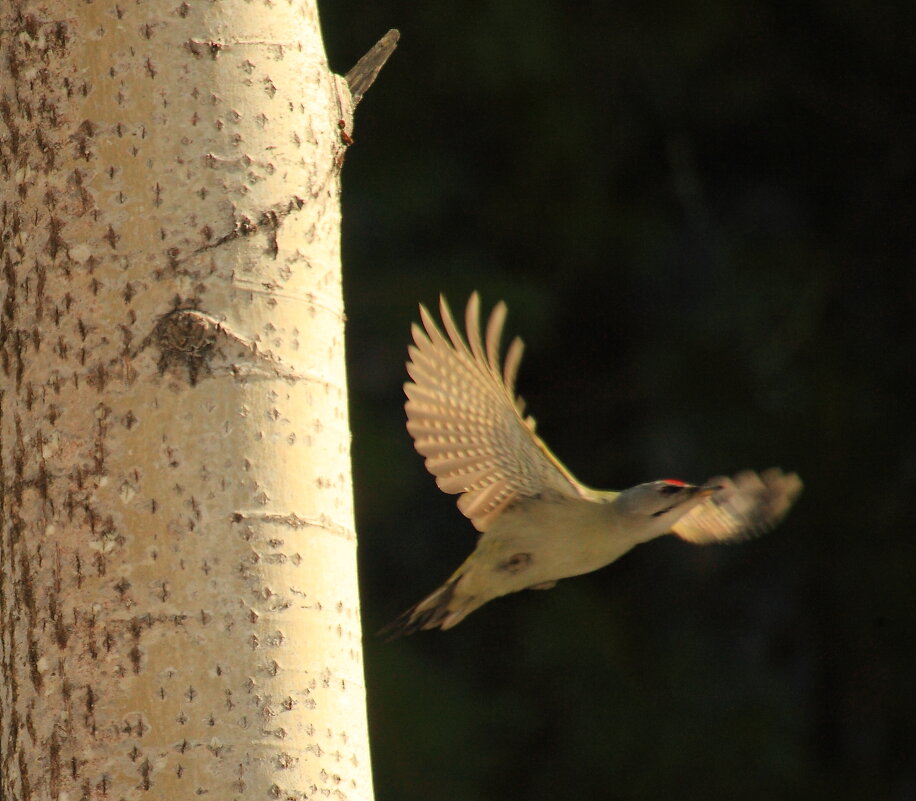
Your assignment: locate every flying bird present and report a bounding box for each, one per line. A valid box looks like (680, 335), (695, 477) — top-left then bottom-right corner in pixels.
(382, 293), (802, 637)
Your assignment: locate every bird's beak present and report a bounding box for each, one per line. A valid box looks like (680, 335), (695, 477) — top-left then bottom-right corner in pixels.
(693, 484), (722, 499)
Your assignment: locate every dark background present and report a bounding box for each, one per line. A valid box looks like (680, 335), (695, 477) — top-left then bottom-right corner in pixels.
(320, 3), (915, 800)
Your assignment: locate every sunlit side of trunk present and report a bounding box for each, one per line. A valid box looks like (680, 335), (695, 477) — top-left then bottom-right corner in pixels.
(0, 1), (372, 797)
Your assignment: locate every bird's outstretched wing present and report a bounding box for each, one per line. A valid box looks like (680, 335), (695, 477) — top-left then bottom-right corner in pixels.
(405, 293), (589, 532)
(673, 468), (802, 543)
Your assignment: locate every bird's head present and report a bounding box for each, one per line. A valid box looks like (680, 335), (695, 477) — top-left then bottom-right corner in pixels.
(614, 479), (720, 526)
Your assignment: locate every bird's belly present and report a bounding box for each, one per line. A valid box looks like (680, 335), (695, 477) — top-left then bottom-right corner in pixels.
(477, 496), (640, 592)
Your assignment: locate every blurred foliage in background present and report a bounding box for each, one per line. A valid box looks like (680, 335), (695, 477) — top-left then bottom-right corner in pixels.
(321, 2), (915, 799)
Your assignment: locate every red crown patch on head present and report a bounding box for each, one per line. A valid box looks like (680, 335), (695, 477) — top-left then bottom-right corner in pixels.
(662, 479), (687, 486)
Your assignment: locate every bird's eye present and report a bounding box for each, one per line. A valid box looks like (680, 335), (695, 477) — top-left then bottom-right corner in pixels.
(659, 484), (682, 496)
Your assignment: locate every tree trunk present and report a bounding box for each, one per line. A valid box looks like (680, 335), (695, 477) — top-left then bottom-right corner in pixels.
(0, 1), (374, 798)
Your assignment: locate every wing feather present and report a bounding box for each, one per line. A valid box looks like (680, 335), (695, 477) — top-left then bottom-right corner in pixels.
(673, 468), (802, 543)
(405, 293), (588, 531)
(485, 301), (508, 370)
(465, 292), (486, 364)
(503, 336), (524, 389)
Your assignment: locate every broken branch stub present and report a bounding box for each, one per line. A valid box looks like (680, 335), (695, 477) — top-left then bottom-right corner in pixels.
(345, 29), (400, 106)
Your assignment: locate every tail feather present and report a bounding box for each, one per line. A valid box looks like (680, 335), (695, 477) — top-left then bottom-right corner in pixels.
(378, 576), (465, 640)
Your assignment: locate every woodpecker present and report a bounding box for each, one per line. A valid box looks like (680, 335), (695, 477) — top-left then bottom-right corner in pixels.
(382, 293), (802, 637)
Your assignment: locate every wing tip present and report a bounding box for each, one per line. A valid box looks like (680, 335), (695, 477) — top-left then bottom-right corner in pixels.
(674, 466), (803, 545)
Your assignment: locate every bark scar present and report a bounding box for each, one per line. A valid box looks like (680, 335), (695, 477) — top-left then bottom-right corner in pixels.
(137, 308), (313, 386)
(191, 197), (304, 261)
(144, 309), (222, 385)
(139, 310), (262, 385)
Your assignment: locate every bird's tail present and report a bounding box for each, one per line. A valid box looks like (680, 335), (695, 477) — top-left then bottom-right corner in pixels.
(379, 573), (479, 639)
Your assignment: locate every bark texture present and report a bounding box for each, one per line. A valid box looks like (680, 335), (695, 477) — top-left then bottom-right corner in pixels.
(0, 1), (372, 798)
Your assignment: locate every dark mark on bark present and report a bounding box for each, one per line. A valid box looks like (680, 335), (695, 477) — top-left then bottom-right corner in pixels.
(129, 618), (143, 674)
(20, 552), (43, 691)
(70, 119), (95, 161)
(187, 39), (223, 59)
(49, 729), (62, 797)
(46, 216), (64, 259)
(18, 752), (32, 799)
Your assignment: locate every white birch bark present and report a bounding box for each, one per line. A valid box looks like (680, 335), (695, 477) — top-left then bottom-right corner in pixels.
(0, 1), (375, 798)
